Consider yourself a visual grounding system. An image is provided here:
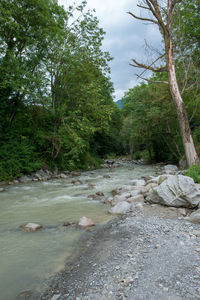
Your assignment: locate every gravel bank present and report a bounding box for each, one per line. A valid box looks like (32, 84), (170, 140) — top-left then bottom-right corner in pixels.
(39, 206), (200, 300)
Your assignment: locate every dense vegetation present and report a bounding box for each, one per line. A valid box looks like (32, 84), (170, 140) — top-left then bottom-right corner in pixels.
(0, 0), (124, 180)
(0, 0), (199, 181)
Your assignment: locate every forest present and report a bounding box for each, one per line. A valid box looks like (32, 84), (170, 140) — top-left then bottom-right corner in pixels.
(0, 0), (199, 181)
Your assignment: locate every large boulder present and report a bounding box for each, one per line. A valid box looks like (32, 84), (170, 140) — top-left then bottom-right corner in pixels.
(20, 223), (43, 232)
(109, 201), (131, 215)
(146, 175), (200, 208)
(78, 216), (95, 228)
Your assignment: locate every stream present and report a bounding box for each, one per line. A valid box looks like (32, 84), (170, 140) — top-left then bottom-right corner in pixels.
(0, 163), (157, 300)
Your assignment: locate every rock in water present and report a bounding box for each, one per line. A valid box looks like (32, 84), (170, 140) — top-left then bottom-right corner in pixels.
(146, 175), (200, 208)
(109, 201), (131, 215)
(20, 223), (43, 232)
(78, 216), (95, 228)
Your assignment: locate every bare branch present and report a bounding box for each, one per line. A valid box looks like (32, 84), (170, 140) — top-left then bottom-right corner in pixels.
(146, 0), (167, 36)
(135, 74), (169, 84)
(127, 11), (159, 25)
(131, 58), (167, 73)
(137, 4), (150, 10)
(139, 53), (166, 77)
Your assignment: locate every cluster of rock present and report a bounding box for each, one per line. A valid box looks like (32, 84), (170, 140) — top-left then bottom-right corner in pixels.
(0, 169), (83, 186)
(103, 164), (200, 224)
(101, 158), (145, 169)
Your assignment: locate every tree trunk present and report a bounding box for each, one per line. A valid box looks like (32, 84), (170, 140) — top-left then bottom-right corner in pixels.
(167, 38), (199, 167)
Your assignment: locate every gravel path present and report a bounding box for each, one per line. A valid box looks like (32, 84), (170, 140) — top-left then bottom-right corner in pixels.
(39, 207), (200, 300)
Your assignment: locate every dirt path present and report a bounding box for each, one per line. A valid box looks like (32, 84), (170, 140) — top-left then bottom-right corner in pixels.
(39, 205), (200, 300)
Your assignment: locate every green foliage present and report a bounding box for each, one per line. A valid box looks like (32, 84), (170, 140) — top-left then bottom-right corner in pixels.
(185, 163), (200, 183)
(0, 0), (122, 180)
(0, 138), (42, 181)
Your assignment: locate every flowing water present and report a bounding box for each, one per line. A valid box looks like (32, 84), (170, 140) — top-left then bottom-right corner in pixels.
(0, 163), (157, 299)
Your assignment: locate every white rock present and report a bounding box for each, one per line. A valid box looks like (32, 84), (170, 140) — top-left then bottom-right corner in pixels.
(51, 294), (61, 300)
(127, 195), (145, 203)
(116, 185), (136, 194)
(132, 179), (146, 186)
(129, 190), (141, 197)
(0, 187), (5, 192)
(109, 201), (131, 215)
(111, 194), (128, 206)
(20, 223), (43, 232)
(78, 216), (95, 228)
(146, 175), (200, 208)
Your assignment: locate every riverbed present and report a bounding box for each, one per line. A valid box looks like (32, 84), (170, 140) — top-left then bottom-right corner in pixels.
(0, 163), (157, 300)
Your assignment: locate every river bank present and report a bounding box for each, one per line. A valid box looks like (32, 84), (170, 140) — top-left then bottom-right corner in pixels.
(39, 207), (200, 300)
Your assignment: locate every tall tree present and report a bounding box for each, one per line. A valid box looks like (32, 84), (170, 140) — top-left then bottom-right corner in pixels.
(128, 0), (199, 166)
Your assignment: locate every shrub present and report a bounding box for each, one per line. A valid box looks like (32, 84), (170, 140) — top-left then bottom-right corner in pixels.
(185, 163), (200, 183)
(0, 138), (42, 181)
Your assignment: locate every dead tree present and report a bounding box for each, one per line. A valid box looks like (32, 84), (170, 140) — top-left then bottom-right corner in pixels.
(128, 0), (199, 167)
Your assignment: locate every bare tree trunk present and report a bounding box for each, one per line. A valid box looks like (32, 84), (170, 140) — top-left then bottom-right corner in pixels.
(167, 44), (199, 166)
(167, 0), (199, 166)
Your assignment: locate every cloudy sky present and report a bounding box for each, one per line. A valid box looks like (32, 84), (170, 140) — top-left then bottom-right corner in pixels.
(58, 0), (162, 100)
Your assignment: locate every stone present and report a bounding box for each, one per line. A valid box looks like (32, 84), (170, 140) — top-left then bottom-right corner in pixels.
(71, 171), (81, 176)
(85, 183), (95, 190)
(78, 216), (95, 228)
(126, 195), (145, 203)
(129, 189), (142, 197)
(60, 173), (68, 178)
(146, 175), (200, 208)
(19, 176), (32, 183)
(96, 191), (104, 196)
(109, 201), (131, 215)
(177, 208), (187, 216)
(192, 230), (200, 238)
(63, 222), (75, 227)
(111, 194), (128, 206)
(51, 294), (61, 300)
(104, 197), (113, 204)
(186, 209), (200, 223)
(157, 175), (170, 185)
(163, 164), (178, 174)
(88, 194), (101, 200)
(20, 223), (43, 232)
(132, 179), (146, 186)
(0, 187), (5, 192)
(114, 185), (136, 195)
(72, 180), (83, 185)
(103, 175), (111, 179)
